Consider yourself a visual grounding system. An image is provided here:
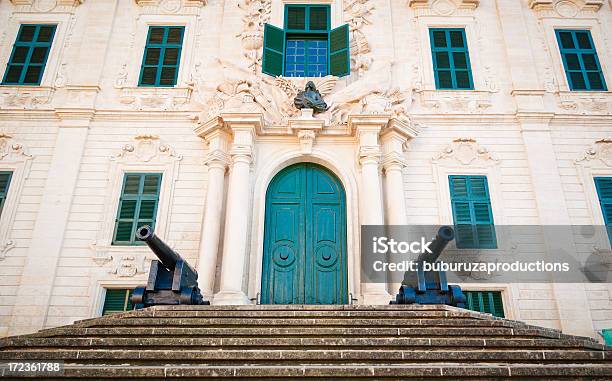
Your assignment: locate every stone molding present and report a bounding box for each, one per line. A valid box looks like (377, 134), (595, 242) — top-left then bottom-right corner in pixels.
(576, 138), (612, 167)
(433, 138), (500, 167)
(9, 0), (83, 12)
(408, 0), (480, 16)
(118, 87), (193, 111)
(134, 0), (206, 14)
(90, 135), (182, 276)
(556, 92), (612, 115)
(416, 89), (493, 114)
(528, 0), (604, 15)
(0, 134), (33, 260)
(0, 87), (55, 110)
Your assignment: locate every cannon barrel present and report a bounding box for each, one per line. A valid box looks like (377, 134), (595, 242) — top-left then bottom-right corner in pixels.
(135, 225), (181, 271)
(416, 225), (455, 264)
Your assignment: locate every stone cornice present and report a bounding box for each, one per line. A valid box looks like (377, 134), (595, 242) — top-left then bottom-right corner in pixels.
(528, 0), (604, 12)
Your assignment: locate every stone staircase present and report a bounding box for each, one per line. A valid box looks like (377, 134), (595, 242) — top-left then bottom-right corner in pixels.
(1, 305), (611, 379)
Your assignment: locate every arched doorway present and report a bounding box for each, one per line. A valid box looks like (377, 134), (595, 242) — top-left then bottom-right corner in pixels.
(261, 163), (348, 304)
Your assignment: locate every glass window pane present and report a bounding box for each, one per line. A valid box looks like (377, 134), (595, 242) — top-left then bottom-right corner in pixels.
(576, 32), (592, 49)
(23, 65), (42, 84)
(18, 26), (36, 42)
(287, 7), (306, 30)
(587, 72), (604, 90)
(564, 53), (580, 70)
(144, 48), (161, 65)
(148, 28), (165, 44)
(4, 66), (23, 83)
(452, 52), (467, 69)
(160, 67), (177, 85)
(435, 52), (450, 68)
(11, 46), (29, 64)
(559, 31), (574, 49)
(309, 7), (328, 31)
(29, 47), (48, 64)
(581, 54), (597, 70)
(432, 31), (447, 48)
(449, 31), (465, 48)
(569, 71), (587, 90)
(455, 70), (471, 89)
(437, 70), (452, 88)
(166, 28), (183, 44)
(37, 26), (55, 43)
(163, 48), (179, 65)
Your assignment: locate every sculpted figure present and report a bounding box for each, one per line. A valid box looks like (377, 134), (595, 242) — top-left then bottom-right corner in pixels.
(294, 81), (329, 113)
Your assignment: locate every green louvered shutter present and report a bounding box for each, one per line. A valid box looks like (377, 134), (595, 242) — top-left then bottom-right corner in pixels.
(2, 24), (57, 85)
(262, 23), (285, 77)
(102, 289), (134, 315)
(449, 175), (497, 249)
(465, 291), (504, 318)
(138, 26), (185, 87)
(329, 24), (350, 77)
(113, 173), (162, 245)
(594, 177), (612, 244)
(0, 172), (13, 218)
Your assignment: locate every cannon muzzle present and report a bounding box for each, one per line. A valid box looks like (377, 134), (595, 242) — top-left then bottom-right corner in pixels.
(416, 225), (455, 264)
(136, 225), (182, 271)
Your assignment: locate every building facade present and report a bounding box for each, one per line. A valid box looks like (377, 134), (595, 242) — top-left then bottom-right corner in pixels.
(0, 0), (610, 340)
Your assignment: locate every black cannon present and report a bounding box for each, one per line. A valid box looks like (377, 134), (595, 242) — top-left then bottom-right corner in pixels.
(390, 226), (465, 307)
(131, 225), (209, 307)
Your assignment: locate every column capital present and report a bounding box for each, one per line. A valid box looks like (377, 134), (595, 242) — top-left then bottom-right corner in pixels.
(382, 152), (408, 172)
(358, 146), (382, 166)
(203, 149), (231, 170)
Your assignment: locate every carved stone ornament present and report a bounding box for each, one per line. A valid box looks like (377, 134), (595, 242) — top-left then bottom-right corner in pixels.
(576, 138), (612, 167)
(528, 0), (604, 14)
(417, 90), (492, 114)
(433, 138), (500, 166)
(119, 87), (193, 111)
(134, 0), (206, 14)
(344, 0), (375, 77)
(0, 134), (32, 162)
(408, 0), (480, 15)
(109, 254), (147, 277)
(0, 87), (55, 110)
(237, 0), (271, 73)
(9, 0), (83, 12)
(113, 134), (182, 163)
(556, 92), (611, 115)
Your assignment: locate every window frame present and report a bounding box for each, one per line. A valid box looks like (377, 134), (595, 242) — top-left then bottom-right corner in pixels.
(0, 172), (13, 219)
(594, 177), (612, 245)
(112, 172), (163, 246)
(555, 29), (607, 92)
(1, 24), (57, 86)
(463, 290), (505, 318)
(138, 25), (185, 88)
(429, 28), (474, 90)
(101, 288), (135, 315)
(282, 4), (331, 77)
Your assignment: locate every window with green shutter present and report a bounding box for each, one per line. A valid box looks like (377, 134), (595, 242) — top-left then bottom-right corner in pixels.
(429, 28), (474, 90)
(464, 290), (504, 318)
(449, 175), (497, 249)
(2, 24), (57, 85)
(555, 30), (607, 91)
(262, 5), (350, 78)
(0, 172), (13, 218)
(113, 173), (162, 245)
(139, 26), (185, 87)
(594, 177), (612, 245)
(102, 289), (134, 315)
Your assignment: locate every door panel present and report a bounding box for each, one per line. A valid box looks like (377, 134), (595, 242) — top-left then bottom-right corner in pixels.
(262, 163), (347, 304)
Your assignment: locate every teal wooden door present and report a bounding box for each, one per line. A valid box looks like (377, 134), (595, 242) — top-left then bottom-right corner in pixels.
(261, 163), (347, 304)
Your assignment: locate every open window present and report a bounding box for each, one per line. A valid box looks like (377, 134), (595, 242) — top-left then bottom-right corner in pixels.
(262, 5), (350, 77)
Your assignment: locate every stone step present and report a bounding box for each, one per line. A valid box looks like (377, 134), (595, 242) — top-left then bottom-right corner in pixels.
(28, 326), (556, 339)
(122, 310), (472, 319)
(0, 336), (603, 350)
(67, 317), (520, 328)
(47, 364), (612, 379)
(2, 349), (609, 364)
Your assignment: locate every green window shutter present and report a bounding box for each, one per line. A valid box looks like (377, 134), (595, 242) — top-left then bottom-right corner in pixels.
(138, 26), (185, 87)
(449, 175), (497, 249)
(555, 30), (607, 91)
(2, 24), (57, 85)
(309, 6), (329, 31)
(329, 24), (350, 77)
(0, 172), (13, 218)
(429, 28), (474, 90)
(465, 291), (504, 318)
(594, 177), (612, 245)
(102, 289), (134, 315)
(286, 6), (306, 30)
(262, 23), (285, 77)
(113, 173), (162, 245)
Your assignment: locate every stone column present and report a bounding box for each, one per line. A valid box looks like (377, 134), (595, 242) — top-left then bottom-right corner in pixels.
(353, 117), (392, 304)
(381, 130), (409, 226)
(194, 122), (231, 300)
(214, 117), (258, 305)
